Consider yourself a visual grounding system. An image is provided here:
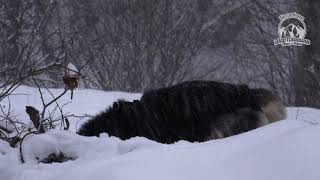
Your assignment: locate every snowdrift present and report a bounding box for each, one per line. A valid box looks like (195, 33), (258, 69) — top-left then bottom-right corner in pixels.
(0, 86), (320, 180)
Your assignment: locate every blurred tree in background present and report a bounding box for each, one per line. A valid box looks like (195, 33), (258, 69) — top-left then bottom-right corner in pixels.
(0, 0), (319, 107)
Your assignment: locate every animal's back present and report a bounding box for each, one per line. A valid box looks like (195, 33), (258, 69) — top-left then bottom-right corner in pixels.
(141, 81), (256, 115)
(139, 81), (257, 141)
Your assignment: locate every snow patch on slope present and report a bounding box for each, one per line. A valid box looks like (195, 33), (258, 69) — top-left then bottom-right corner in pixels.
(0, 86), (320, 180)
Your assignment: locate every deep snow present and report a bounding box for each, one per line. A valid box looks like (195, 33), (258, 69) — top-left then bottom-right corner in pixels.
(0, 86), (320, 180)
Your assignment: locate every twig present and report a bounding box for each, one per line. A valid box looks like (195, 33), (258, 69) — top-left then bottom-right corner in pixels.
(19, 131), (40, 163)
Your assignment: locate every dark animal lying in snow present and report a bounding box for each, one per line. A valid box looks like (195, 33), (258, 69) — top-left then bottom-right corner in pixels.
(78, 81), (286, 143)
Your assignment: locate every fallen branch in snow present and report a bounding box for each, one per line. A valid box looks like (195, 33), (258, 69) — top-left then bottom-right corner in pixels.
(0, 136), (21, 147)
(19, 131), (40, 163)
(41, 152), (75, 164)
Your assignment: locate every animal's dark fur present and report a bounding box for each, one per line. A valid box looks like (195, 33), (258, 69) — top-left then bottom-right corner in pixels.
(78, 81), (286, 143)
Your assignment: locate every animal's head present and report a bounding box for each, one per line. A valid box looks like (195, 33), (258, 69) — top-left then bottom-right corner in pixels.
(251, 88), (287, 123)
(112, 100), (140, 110)
(112, 100), (142, 118)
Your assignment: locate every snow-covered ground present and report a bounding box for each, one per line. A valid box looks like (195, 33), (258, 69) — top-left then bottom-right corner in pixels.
(1, 86), (320, 180)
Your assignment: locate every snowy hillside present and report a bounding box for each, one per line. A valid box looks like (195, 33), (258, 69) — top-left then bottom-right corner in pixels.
(1, 86), (320, 180)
